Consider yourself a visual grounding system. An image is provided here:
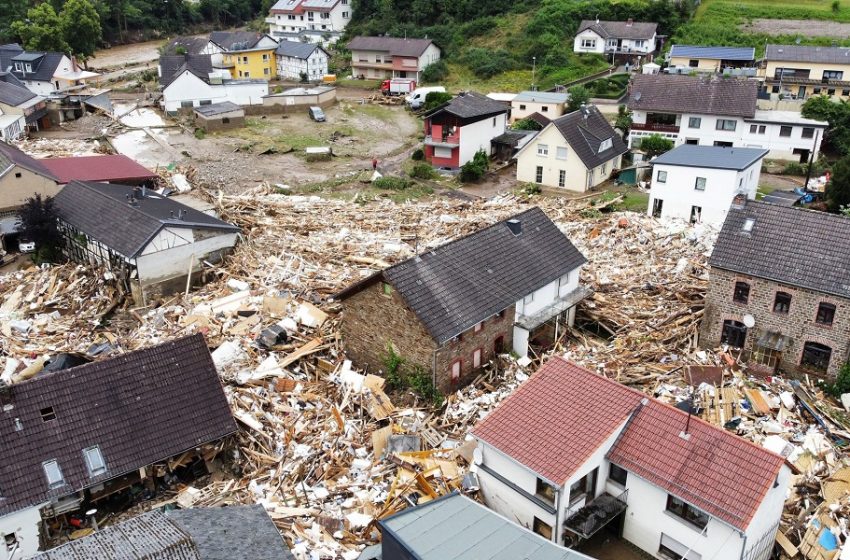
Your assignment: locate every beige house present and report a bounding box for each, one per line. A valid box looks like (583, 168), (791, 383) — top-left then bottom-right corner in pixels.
(347, 36), (441, 80)
(0, 141), (59, 213)
(515, 106), (627, 192)
(763, 44), (850, 100)
(668, 45), (755, 73)
(510, 91), (568, 123)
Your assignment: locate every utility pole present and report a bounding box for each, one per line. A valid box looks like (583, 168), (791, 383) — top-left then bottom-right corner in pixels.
(532, 56), (536, 91)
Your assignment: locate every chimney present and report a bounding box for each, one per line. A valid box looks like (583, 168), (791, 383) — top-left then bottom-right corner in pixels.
(506, 218), (522, 235)
(627, 17), (633, 26)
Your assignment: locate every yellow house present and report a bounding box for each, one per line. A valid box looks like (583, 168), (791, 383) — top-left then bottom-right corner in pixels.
(211, 31), (279, 80)
(762, 44), (850, 100)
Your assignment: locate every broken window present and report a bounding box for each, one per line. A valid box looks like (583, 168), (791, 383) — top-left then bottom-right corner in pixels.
(40, 406), (56, 422)
(733, 281), (750, 304)
(773, 292), (791, 314)
(816, 302), (835, 325)
(666, 495), (709, 530)
(43, 459), (64, 489)
(4, 533), (17, 552)
(720, 320), (747, 348)
(752, 345), (780, 369)
(569, 467), (597, 505)
(536, 478), (555, 505)
(533, 517), (553, 540)
(83, 446), (106, 476)
(801, 342), (831, 373)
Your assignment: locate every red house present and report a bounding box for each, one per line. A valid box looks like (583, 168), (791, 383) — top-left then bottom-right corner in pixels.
(424, 92), (508, 170)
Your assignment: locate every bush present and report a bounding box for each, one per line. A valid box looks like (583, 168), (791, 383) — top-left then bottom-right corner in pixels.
(513, 117), (542, 131)
(420, 60), (449, 83)
(194, 128), (205, 139)
(822, 362), (850, 397)
(423, 91), (453, 112)
(459, 149), (488, 182)
(783, 162), (806, 176)
(567, 85), (591, 111)
(409, 163), (437, 180)
(459, 47), (518, 79)
(411, 148), (424, 161)
(639, 134), (674, 158)
(374, 176), (413, 190)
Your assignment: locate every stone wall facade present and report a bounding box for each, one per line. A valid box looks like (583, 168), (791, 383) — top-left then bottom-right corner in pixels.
(700, 267), (850, 379)
(340, 280), (515, 393)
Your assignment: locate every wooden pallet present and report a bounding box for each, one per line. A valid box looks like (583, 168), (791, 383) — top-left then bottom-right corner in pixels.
(702, 386), (739, 426)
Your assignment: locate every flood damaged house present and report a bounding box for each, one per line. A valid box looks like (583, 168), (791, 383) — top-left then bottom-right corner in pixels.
(0, 335), (237, 560)
(701, 200), (850, 379)
(472, 357), (791, 560)
(336, 208), (589, 393)
(53, 181), (240, 301)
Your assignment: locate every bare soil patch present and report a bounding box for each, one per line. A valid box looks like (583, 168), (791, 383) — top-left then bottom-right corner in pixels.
(742, 18), (850, 37)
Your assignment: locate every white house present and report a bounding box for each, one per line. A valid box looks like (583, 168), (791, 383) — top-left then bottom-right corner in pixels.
(162, 36), (225, 67)
(511, 91), (569, 123)
(647, 145), (768, 226)
(2, 47), (99, 96)
(424, 91), (508, 169)
(54, 181), (241, 300)
(573, 19), (657, 58)
(275, 40), (330, 81)
(515, 105), (628, 192)
(266, 0), (351, 44)
(628, 74), (827, 162)
(159, 54), (268, 113)
(347, 36), (441, 81)
(472, 357), (791, 560)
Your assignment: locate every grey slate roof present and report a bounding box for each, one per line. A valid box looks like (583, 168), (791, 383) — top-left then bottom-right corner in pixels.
(380, 493), (594, 560)
(0, 140), (58, 181)
(425, 91), (508, 120)
(276, 40), (325, 59)
(550, 105), (628, 170)
(159, 54), (214, 87)
(210, 31), (265, 51)
(651, 145), (768, 170)
(347, 36), (436, 57)
(162, 36), (212, 56)
(0, 71), (26, 88)
(194, 101), (243, 117)
(628, 74), (758, 118)
(337, 207), (586, 344)
(8, 51), (65, 82)
(0, 334), (237, 517)
(577, 20), (657, 40)
(710, 201), (850, 298)
(0, 79), (36, 106)
(54, 181), (239, 258)
(0, 44), (23, 74)
(766, 44), (850, 64)
(669, 45), (755, 61)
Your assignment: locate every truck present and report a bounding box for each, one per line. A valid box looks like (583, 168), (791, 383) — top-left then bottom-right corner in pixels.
(381, 78), (417, 96)
(406, 86), (446, 109)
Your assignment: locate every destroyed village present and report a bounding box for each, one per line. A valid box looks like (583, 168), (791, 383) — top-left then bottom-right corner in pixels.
(5, 1), (850, 560)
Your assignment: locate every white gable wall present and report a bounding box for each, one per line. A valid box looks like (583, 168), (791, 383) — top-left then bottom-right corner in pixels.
(458, 113), (506, 166)
(136, 229), (238, 285)
(277, 49), (329, 80)
(162, 72), (268, 112)
(573, 30), (605, 54)
(0, 506), (43, 560)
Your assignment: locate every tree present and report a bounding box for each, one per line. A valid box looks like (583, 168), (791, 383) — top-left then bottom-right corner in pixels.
(567, 85), (591, 112)
(614, 104), (632, 140)
(60, 0), (102, 64)
(826, 154), (850, 212)
(803, 95), (850, 155)
(420, 60), (448, 83)
(512, 117), (543, 131)
(18, 194), (61, 263)
(422, 91), (452, 112)
(10, 3), (68, 53)
(639, 134), (674, 158)
(459, 149), (488, 182)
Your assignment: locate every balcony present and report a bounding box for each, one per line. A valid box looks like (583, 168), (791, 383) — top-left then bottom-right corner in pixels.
(425, 135), (460, 148)
(564, 489), (629, 540)
(631, 122), (680, 133)
(352, 61), (394, 70)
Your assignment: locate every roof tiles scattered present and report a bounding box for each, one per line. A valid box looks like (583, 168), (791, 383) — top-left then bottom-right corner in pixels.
(550, 106), (628, 169)
(628, 74), (758, 118)
(347, 36), (437, 57)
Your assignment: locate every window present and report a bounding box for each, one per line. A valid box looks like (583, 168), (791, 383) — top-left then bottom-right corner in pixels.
(733, 281), (750, 303)
(535, 166), (543, 184)
(749, 124), (758, 134)
(451, 360), (461, 382)
(581, 39), (596, 49)
(742, 218), (755, 232)
(659, 534), (702, 560)
(824, 70), (844, 80)
(569, 468), (597, 504)
(609, 464), (627, 486)
(758, 125), (766, 134)
(801, 342), (832, 373)
(688, 59), (699, 68)
(199, 99), (212, 106)
(492, 117), (496, 126)
(542, 105), (549, 112)
(558, 272), (571, 295)
(802, 127), (815, 139)
(656, 170), (667, 183)
(690, 205), (701, 224)
(342, 11), (349, 17)
(816, 302), (836, 325)
(753, 345), (780, 369)
(558, 170), (566, 188)
(533, 517), (553, 540)
(40, 406), (56, 422)
(519, 104), (526, 110)
(721, 319), (747, 348)
(828, 88), (836, 96)
(536, 478), (556, 505)
(473, 348), (482, 368)
(264, 67), (270, 76)
(244, 71), (250, 77)
(716, 119), (737, 131)
(523, 292), (535, 305)
(83, 446), (106, 476)
(779, 125), (792, 137)
(688, 117), (701, 129)
(14, 172), (21, 179)
(844, 89), (850, 96)
(474, 322), (482, 333)
(5, 533), (18, 553)
(222, 117), (230, 124)
(694, 177), (706, 191)
(773, 292), (791, 313)
(181, 100), (194, 109)
(262, 53), (269, 61)
(43, 460), (64, 489)
(556, 146), (568, 160)
(814, 87), (822, 94)
(666, 495), (709, 530)
(537, 143), (548, 156)
(598, 138), (612, 152)
(601, 163), (607, 175)
(381, 282), (392, 296)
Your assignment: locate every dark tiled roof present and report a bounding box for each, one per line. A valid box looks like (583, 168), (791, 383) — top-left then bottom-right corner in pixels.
(337, 207), (586, 344)
(53, 181), (239, 258)
(0, 140), (58, 181)
(766, 44), (850, 64)
(159, 54), (214, 87)
(0, 334), (237, 516)
(210, 31), (265, 51)
(0, 71), (26, 88)
(0, 80), (36, 106)
(8, 51), (65, 82)
(0, 43), (24, 73)
(577, 20), (657, 40)
(40, 155), (157, 184)
(527, 112), (551, 128)
(162, 36), (212, 56)
(426, 91), (508, 120)
(194, 101), (243, 117)
(275, 40), (324, 59)
(669, 45), (755, 61)
(628, 74), (758, 118)
(550, 106), (628, 169)
(709, 200), (850, 298)
(347, 36), (436, 57)
(652, 145), (768, 170)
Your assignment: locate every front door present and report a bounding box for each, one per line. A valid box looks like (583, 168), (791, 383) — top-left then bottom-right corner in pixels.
(652, 198), (663, 218)
(494, 336), (505, 354)
(690, 205), (702, 224)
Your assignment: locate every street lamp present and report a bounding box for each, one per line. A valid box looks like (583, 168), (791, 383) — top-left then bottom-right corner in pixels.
(532, 56), (536, 91)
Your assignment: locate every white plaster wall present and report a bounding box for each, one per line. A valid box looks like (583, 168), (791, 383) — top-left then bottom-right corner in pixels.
(647, 162), (759, 226)
(621, 473), (745, 560)
(20, 81), (55, 96)
(744, 465), (791, 544)
(163, 72), (268, 111)
(573, 30), (605, 54)
(0, 506), (42, 560)
(458, 113), (506, 166)
(140, 227), (192, 256)
(740, 121), (824, 160)
(0, 115), (25, 141)
(418, 44), (442, 70)
(277, 50), (329, 80)
(512, 271), (580, 356)
(136, 231), (238, 284)
(510, 101), (566, 123)
(619, 37), (655, 54)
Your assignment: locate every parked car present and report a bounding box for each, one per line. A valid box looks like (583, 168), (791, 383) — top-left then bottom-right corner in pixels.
(406, 86), (446, 109)
(308, 106), (326, 122)
(18, 239), (35, 253)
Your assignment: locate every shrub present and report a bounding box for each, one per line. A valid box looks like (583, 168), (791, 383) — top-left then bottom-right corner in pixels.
(194, 128), (205, 139)
(374, 176), (413, 190)
(409, 163), (437, 180)
(411, 148), (425, 161)
(423, 91), (453, 112)
(821, 361), (850, 397)
(639, 134), (674, 158)
(567, 85), (591, 111)
(420, 60), (449, 83)
(513, 117), (542, 131)
(459, 149), (488, 182)
(459, 47), (518, 79)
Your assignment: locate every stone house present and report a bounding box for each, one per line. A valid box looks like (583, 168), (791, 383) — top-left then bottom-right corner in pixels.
(701, 200), (850, 379)
(335, 207), (589, 393)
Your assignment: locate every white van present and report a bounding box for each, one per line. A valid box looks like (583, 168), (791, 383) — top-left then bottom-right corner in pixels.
(406, 86), (446, 109)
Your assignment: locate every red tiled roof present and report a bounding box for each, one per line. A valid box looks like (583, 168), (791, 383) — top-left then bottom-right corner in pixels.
(607, 399), (785, 532)
(472, 357), (645, 485)
(41, 155), (158, 184)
